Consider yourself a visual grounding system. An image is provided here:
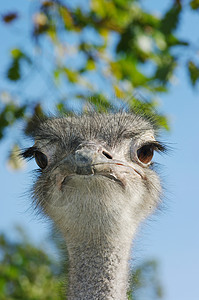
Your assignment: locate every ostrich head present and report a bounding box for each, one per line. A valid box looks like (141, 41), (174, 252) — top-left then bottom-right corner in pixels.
(22, 112), (165, 300)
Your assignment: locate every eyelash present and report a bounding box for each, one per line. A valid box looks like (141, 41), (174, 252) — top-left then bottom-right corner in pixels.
(139, 141), (166, 153)
(21, 146), (38, 160)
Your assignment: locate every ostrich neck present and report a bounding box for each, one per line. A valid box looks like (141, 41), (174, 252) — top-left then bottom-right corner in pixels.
(66, 240), (131, 300)
(51, 179), (139, 299)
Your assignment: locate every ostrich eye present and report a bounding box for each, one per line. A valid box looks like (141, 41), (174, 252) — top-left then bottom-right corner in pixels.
(137, 144), (154, 165)
(35, 151), (48, 169)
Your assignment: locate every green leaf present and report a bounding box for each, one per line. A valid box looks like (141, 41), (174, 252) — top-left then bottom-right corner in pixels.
(190, 0), (199, 10)
(116, 22), (136, 54)
(7, 59), (20, 81)
(11, 48), (32, 63)
(154, 55), (177, 83)
(188, 60), (199, 86)
(86, 58), (96, 70)
(63, 68), (78, 83)
(11, 48), (23, 59)
(167, 35), (189, 47)
(59, 6), (74, 29)
(110, 57), (149, 87)
(0, 102), (26, 139)
(7, 49), (31, 81)
(160, 4), (181, 36)
(53, 69), (61, 85)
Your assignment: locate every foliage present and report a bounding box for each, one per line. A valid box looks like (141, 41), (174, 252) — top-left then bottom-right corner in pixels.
(1, 0), (199, 160)
(0, 228), (64, 300)
(129, 260), (163, 300)
(190, 0), (199, 10)
(188, 60), (199, 86)
(0, 228), (163, 299)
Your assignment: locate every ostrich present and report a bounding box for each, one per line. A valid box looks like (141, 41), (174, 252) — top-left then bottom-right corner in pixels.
(22, 112), (165, 300)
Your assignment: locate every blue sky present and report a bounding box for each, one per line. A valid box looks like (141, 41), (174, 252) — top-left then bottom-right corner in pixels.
(1, 1), (199, 300)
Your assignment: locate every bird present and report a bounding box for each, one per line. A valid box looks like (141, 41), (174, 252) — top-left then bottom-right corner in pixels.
(22, 111), (165, 300)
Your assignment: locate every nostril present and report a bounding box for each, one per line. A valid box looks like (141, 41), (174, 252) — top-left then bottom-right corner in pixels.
(102, 151), (112, 159)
